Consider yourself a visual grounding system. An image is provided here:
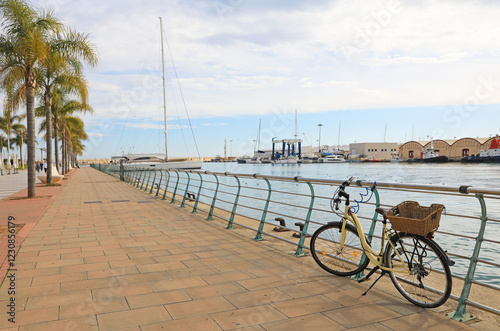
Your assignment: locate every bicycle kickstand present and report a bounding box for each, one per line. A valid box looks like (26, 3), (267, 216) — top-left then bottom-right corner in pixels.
(358, 266), (387, 296)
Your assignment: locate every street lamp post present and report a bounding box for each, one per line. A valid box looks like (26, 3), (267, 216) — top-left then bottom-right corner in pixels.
(318, 124), (323, 153)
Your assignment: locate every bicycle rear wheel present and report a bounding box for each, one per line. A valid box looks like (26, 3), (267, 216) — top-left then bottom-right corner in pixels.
(384, 232), (452, 308)
(310, 222), (369, 276)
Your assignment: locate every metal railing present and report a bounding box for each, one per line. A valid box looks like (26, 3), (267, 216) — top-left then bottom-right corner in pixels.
(93, 163), (500, 322)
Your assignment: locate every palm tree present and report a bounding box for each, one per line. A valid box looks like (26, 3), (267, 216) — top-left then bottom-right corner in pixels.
(0, 0), (61, 197)
(38, 28), (97, 183)
(37, 87), (93, 172)
(11, 122), (27, 168)
(0, 110), (23, 169)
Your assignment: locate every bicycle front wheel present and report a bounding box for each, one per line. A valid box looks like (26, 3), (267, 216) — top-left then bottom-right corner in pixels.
(310, 222), (369, 276)
(384, 233), (452, 308)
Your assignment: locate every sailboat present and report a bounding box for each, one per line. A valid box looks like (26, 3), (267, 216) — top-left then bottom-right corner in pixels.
(112, 18), (202, 170)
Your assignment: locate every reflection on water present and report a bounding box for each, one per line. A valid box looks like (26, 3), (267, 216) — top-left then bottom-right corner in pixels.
(203, 162), (500, 286)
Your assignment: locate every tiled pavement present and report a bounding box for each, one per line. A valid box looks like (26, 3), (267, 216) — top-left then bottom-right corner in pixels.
(0, 167), (496, 330)
(0, 170), (42, 201)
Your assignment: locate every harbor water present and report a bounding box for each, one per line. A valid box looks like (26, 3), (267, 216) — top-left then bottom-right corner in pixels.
(201, 161), (500, 286)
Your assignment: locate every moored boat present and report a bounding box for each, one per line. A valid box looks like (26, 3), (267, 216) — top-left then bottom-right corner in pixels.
(462, 138), (500, 163)
(323, 154), (346, 163)
(408, 140), (448, 163)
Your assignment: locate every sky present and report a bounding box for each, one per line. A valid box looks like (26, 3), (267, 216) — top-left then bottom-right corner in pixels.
(22, 0), (500, 159)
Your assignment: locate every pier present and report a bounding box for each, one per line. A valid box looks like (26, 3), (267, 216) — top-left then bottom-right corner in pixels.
(0, 167), (498, 329)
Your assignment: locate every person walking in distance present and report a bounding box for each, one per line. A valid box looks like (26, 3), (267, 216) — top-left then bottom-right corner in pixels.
(43, 161), (47, 173)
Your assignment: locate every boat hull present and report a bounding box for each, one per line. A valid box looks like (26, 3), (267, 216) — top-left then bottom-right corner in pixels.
(408, 156), (448, 163)
(110, 160), (203, 171)
(462, 155), (500, 163)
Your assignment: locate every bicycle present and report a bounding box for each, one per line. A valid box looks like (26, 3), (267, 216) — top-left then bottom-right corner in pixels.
(310, 177), (453, 308)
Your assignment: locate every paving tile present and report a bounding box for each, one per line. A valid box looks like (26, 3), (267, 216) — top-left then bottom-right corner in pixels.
(87, 266), (139, 279)
(323, 303), (402, 328)
(225, 288), (292, 308)
(35, 258), (83, 269)
(18, 315), (98, 331)
(91, 284), (153, 299)
(0, 306), (59, 328)
(210, 304), (287, 329)
(141, 315), (222, 331)
(136, 261), (187, 273)
(60, 277), (119, 292)
(185, 283), (248, 300)
(127, 289), (192, 309)
(261, 313), (345, 331)
(167, 265), (218, 279)
(26, 290), (93, 309)
(30, 271), (87, 286)
(165, 296), (235, 319)
(60, 296), (129, 319)
(60, 261), (109, 274)
(12, 283), (60, 300)
(97, 303), (172, 329)
(237, 275), (298, 291)
(150, 276), (208, 292)
(277, 280), (341, 299)
(271, 295), (342, 317)
(116, 271), (170, 286)
(380, 311), (468, 330)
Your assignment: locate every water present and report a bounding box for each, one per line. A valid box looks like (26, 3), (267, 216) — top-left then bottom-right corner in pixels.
(200, 162), (500, 286)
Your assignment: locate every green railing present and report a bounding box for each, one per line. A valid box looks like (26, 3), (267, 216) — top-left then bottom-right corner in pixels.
(93, 163), (500, 322)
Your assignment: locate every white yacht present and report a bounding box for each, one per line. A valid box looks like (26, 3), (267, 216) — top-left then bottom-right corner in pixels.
(323, 155), (346, 163)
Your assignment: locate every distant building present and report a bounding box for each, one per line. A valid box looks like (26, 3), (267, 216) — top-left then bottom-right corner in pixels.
(349, 142), (398, 160)
(399, 137), (498, 161)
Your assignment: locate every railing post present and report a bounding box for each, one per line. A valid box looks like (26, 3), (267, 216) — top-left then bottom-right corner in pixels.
(139, 170), (146, 190)
(206, 173), (220, 220)
(155, 170), (163, 196)
(162, 170), (171, 200)
(144, 169), (153, 191)
(254, 176), (271, 241)
(192, 173), (203, 214)
(135, 169), (144, 188)
(119, 160), (124, 181)
(227, 174), (241, 229)
(133, 168), (141, 186)
(131, 168), (139, 184)
(448, 193), (487, 322)
(293, 179), (314, 256)
(170, 171), (180, 204)
(149, 170), (158, 194)
(180, 172), (191, 208)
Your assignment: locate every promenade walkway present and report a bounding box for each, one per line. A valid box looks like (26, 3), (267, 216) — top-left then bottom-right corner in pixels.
(0, 167), (496, 330)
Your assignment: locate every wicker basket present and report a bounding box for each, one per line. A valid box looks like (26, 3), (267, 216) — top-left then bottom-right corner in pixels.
(386, 201), (445, 236)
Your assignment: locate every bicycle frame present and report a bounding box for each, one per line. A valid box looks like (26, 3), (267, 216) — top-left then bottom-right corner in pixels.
(338, 204), (411, 274)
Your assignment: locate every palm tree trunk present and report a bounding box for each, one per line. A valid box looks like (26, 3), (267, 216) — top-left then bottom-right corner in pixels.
(26, 83), (36, 197)
(54, 117), (59, 173)
(62, 130), (66, 175)
(7, 134), (11, 170)
(44, 91), (53, 183)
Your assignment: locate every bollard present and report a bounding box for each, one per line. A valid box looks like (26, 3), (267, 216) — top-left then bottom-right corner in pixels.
(292, 222), (310, 238)
(273, 217), (290, 232)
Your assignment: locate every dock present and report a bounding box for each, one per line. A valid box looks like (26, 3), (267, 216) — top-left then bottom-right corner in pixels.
(0, 167), (497, 330)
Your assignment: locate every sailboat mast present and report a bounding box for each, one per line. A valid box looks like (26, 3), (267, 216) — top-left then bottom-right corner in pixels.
(159, 17), (168, 161)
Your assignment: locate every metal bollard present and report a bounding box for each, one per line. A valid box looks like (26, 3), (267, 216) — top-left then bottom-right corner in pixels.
(273, 217), (290, 232)
(292, 222), (310, 238)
